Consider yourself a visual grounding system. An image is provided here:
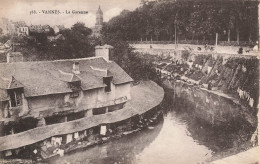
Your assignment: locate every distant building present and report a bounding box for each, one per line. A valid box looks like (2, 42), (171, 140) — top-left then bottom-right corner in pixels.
(0, 18), (26, 36)
(17, 27), (29, 36)
(42, 25), (51, 33)
(92, 6), (103, 37)
(0, 51), (23, 63)
(53, 25), (65, 34)
(6, 52), (23, 63)
(29, 24), (51, 34)
(29, 25), (43, 33)
(47, 34), (65, 42)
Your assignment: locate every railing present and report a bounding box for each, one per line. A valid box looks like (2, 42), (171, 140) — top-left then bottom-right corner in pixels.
(128, 40), (254, 47)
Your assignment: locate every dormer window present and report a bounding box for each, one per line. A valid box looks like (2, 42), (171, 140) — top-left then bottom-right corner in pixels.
(6, 76), (24, 107)
(70, 91), (79, 98)
(69, 81), (81, 90)
(103, 76), (113, 92)
(9, 89), (23, 107)
(69, 81), (81, 98)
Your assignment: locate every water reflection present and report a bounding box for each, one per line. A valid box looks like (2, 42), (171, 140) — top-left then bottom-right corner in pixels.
(49, 89), (257, 164)
(50, 119), (164, 164)
(50, 112), (214, 164)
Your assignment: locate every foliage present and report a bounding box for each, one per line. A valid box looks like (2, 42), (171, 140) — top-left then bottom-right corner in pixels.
(14, 22), (94, 60)
(102, 22), (160, 82)
(101, 0), (258, 42)
(0, 34), (11, 43)
(181, 50), (190, 61)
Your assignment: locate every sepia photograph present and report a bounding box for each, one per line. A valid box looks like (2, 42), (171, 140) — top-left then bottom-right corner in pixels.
(0, 0), (259, 163)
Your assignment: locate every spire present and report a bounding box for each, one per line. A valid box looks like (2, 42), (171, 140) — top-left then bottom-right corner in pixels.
(97, 5), (103, 14)
(96, 5), (103, 26)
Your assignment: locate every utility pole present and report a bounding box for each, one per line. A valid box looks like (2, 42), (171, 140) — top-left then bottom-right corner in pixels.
(174, 12), (178, 49)
(258, 2), (260, 51)
(215, 33), (218, 51)
(175, 22), (177, 48)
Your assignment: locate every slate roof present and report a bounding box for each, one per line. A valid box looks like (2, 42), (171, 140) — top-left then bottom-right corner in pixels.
(0, 57), (133, 98)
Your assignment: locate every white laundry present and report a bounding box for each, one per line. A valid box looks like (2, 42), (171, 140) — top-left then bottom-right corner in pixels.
(5, 150), (12, 157)
(53, 148), (59, 154)
(242, 65), (247, 72)
(238, 88), (244, 99)
(45, 141), (52, 148)
(74, 132), (79, 139)
(247, 93), (250, 101)
(66, 134), (73, 144)
(57, 149), (64, 157)
(249, 98), (254, 107)
(198, 65), (202, 69)
(187, 62), (193, 68)
(55, 137), (62, 146)
(51, 137), (56, 145)
(100, 125), (107, 135)
(208, 66), (212, 74)
(253, 45), (258, 51)
(206, 97), (209, 103)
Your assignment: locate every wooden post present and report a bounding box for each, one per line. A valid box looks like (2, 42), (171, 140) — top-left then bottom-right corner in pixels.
(215, 33), (218, 49)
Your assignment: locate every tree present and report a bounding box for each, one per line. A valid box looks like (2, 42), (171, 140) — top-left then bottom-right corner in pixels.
(59, 22), (93, 59)
(100, 0), (258, 43)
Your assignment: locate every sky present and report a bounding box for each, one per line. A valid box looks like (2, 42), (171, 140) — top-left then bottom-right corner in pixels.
(0, 0), (141, 28)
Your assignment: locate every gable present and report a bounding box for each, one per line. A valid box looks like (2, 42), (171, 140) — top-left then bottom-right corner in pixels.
(8, 76), (24, 89)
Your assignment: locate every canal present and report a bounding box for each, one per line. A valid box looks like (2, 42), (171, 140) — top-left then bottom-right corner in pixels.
(49, 86), (257, 164)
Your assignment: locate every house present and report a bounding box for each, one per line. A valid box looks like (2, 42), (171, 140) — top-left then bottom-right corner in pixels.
(0, 44), (133, 133)
(42, 25), (51, 33)
(0, 18), (27, 36)
(0, 44), (164, 158)
(17, 26), (29, 36)
(53, 25), (65, 34)
(6, 52), (23, 63)
(29, 25), (43, 33)
(47, 34), (65, 42)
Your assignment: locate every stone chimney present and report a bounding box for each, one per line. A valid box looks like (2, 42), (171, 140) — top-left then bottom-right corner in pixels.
(72, 61), (80, 74)
(95, 44), (113, 61)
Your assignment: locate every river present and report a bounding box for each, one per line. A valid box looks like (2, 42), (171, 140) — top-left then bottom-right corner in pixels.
(49, 86), (257, 164)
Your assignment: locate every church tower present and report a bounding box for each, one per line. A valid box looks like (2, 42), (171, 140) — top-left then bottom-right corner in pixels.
(93, 5), (103, 37)
(96, 5), (103, 26)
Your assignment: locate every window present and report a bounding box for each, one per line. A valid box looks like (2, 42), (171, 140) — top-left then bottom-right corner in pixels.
(103, 76), (113, 92)
(69, 81), (81, 90)
(9, 90), (22, 107)
(108, 103), (125, 112)
(93, 107), (106, 115)
(70, 91), (79, 98)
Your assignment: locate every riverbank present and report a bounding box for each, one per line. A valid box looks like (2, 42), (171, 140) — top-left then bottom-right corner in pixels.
(163, 79), (257, 128)
(211, 146), (260, 164)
